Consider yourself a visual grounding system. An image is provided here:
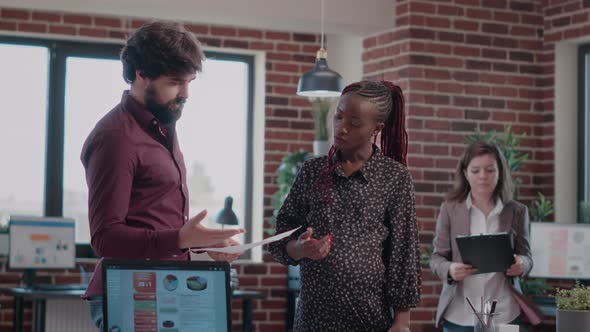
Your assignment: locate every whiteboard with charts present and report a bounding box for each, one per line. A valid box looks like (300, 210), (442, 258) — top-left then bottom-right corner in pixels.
(530, 222), (590, 279)
(8, 215), (76, 269)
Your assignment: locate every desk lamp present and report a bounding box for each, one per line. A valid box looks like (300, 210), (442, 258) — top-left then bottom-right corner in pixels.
(215, 196), (239, 289)
(215, 196), (239, 230)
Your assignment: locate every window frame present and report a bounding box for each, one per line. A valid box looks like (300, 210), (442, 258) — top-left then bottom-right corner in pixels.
(578, 43), (590, 220)
(0, 36), (255, 258)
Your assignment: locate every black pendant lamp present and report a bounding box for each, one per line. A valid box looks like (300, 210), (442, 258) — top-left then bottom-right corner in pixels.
(296, 0), (343, 98)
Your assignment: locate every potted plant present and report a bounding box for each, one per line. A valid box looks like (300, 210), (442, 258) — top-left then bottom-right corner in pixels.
(528, 191), (555, 307)
(267, 150), (310, 328)
(0, 216), (9, 256)
(579, 201), (590, 224)
(310, 97), (334, 156)
(530, 192), (555, 222)
(420, 244), (433, 269)
(520, 277), (554, 308)
(555, 283), (590, 331)
(520, 278), (553, 297)
(267, 149), (309, 235)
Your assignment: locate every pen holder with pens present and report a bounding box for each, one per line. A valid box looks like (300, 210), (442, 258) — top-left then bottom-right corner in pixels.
(473, 312), (499, 332)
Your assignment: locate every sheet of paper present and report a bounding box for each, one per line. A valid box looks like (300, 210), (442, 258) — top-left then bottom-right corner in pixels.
(200, 226), (302, 254)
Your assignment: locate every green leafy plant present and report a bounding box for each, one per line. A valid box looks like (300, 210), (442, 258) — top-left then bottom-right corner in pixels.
(0, 215), (8, 234)
(579, 201), (590, 223)
(267, 150), (309, 235)
(556, 283), (590, 311)
(420, 245), (433, 268)
(530, 192), (555, 222)
(311, 98), (332, 141)
(519, 278), (554, 297)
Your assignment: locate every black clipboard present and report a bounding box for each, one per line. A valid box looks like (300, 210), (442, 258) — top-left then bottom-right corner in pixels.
(455, 232), (514, 273)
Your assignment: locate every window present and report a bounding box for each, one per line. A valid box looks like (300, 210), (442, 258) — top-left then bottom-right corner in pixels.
(0, 44), (48, 222)
(178, 54), (253, 248)
(1, 37), (255, 256)
(63, 56), (128, 243)
(579, 44), (590, 222)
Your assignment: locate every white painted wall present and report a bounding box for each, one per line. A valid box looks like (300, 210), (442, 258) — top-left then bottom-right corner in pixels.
(0, 0), (395, 36)
(325, 34), (363, 85)
(250, 50), (266, 262)
(555, 42), (579, 223)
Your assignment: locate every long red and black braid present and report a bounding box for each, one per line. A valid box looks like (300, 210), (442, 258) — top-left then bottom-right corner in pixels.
(313, 80), (408, 203)
(380, 81), (408, 166)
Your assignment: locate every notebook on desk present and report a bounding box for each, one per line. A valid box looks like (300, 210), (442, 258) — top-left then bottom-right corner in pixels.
(456, 232), (514, 274)
(102, 259), (231, 332)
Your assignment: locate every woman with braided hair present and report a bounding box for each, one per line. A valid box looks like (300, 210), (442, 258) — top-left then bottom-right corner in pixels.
(269, 80), (421, 332)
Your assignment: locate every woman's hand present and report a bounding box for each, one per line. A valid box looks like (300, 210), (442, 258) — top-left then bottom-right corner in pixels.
(207, 238), (243, 262)
(388, 324), (411, 332)
(449, 262), (477, 281)
(286, 227), (332, 261)
(388, 308), (411, 332)
(506, 255), (524, 276)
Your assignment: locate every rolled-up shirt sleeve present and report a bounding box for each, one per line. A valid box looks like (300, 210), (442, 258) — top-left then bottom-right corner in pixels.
(83, 130), (184, 259)
(385, 168), (421, 309)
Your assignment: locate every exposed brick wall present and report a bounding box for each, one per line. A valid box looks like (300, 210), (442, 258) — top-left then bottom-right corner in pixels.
(0, 259), (94, 331)
(362, 0), (589, 331)
(0, 6), (318, 332)
(232, 258), (290, 332)
(1, 1), (588, 331)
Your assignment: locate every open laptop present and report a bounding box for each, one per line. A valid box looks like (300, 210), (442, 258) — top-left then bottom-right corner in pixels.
(102, 259), (232, 332)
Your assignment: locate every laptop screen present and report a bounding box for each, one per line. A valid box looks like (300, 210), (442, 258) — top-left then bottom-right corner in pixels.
(102, 260), (231, 332)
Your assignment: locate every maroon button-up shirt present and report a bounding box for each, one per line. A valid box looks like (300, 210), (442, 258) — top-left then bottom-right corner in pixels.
(81, 91), (189, 298)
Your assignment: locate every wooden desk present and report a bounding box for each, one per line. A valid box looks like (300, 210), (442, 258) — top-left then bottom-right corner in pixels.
(0, 287), (266, 332)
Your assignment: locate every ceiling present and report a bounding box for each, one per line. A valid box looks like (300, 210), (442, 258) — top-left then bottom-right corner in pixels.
(1, 0), (395, 37)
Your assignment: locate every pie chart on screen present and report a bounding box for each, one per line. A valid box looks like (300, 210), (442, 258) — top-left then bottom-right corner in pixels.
(163, 274), (178, 291)
(186, 276), (207, 291)
(163, 320), (175, 328)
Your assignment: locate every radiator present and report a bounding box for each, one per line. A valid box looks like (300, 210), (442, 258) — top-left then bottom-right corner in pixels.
(45, 299), (96, 332)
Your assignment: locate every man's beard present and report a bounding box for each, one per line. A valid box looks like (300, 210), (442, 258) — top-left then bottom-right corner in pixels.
(145, 85), (186, 124)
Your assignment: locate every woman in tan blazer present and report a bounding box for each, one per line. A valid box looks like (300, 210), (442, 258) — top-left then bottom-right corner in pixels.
(430, 141), (533, 332)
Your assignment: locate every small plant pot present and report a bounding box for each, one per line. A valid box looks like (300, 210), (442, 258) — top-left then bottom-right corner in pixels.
(557, 309), (590, 332)
(313, 140), (329, 156)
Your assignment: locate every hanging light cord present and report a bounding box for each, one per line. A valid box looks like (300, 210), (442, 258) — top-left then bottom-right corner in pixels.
(320, 0), (325, 50)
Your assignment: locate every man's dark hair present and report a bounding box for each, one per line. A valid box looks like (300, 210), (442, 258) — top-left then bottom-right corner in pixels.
(120, 21), (205, 83)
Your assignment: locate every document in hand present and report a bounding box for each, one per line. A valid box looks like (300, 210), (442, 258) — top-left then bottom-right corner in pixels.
(455, 232), (514, 274)
(200, 226), (302, 254)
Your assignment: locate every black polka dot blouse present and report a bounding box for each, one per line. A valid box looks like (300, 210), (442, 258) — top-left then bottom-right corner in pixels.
(269, 147), (422, 332)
